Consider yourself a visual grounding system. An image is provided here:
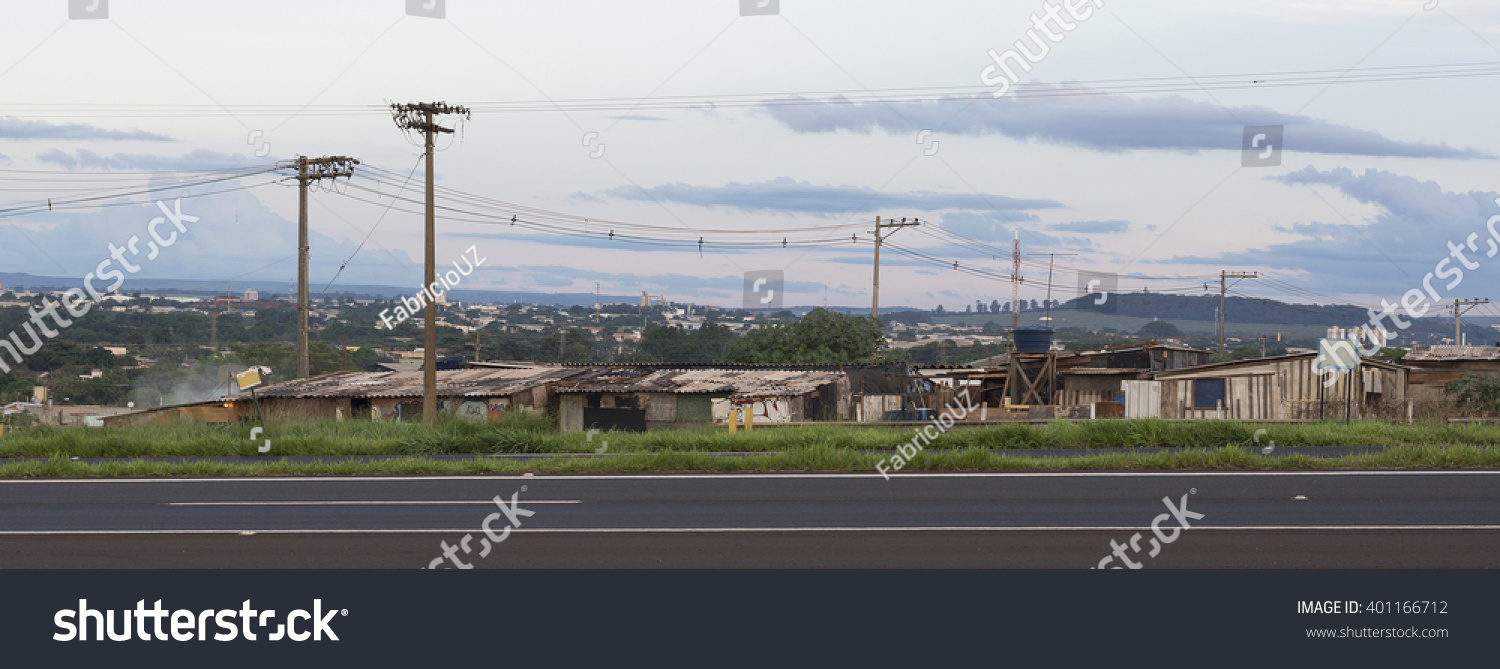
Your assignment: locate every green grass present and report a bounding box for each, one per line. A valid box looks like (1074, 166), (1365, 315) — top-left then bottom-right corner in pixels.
(6, 417), (1500, 460)
(1, 444), (1497, 478)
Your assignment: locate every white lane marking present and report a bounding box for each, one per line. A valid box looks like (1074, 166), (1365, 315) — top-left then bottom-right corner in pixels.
(4, 470), (1500, 484)
(1, 526), (1498, 535)
(164, 500), (581, 506)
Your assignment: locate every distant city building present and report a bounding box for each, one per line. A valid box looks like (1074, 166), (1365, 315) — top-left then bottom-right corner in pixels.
(243, 289), (259, 301)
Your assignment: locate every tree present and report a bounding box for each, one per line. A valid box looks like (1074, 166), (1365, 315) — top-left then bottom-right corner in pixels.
(635, 323), (736, 363)
(1137, 320), (1183, 338)
(722, 308), (889, 364)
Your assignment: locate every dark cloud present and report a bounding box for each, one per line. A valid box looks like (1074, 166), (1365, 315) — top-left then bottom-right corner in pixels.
(36, 149), (256, 171)
(582, 177), (1060, 218)
(1047, 219), (1130, 233)
(1169, 167), (1500, 297)
(761, 88), (1489, 159)
(0, 117), (174, 142)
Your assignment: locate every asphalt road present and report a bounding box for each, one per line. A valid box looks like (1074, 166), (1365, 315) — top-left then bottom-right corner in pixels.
(2, 471), (1498, 568)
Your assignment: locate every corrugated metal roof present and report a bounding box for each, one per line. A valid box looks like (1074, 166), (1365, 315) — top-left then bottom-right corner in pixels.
(1062, 368), (1149, 375)
(1406, 345), (1500, 361)
(553, 367), (843, 398)
(231, 366), (580, 399)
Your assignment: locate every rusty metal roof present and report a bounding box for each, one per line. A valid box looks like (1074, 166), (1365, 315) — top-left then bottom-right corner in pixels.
(230, 366), (581, 399)
(1406, 345), (1500, 361)
(553, 367), (843, 398)
(1061, 367), (1149, 375)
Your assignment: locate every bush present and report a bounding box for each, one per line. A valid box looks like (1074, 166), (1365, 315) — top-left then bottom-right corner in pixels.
(1444, 372), (1500, 413)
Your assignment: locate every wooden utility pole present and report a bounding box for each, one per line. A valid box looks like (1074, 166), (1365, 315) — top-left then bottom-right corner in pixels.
(390, 103), (469, 422)
(1218, 271), (1258, 353)
(473, 331), (482, 363)
(1453, 298), (1490, 344)
(285, 155), (359, 378)
(870, 216), (920, 320)
(209, 308), (218, 350)
(1027, 252), (1076, 324)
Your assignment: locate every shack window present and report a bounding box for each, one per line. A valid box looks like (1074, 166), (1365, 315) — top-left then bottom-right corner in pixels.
(1194, 378), (1226, 409)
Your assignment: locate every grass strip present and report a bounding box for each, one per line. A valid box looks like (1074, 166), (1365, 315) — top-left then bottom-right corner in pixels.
(1, 445), (1497, 478)
(6, 417), (1500, 459)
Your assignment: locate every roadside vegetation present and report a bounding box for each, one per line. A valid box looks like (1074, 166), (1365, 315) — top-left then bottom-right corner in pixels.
(1, 444), (1496, 478)
(3, 415), (1500, 464)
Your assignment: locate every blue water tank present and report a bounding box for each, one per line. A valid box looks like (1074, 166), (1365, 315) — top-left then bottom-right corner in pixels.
(1011, 326), (1055, 352)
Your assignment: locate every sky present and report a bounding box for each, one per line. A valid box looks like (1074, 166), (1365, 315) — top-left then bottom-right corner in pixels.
(2, 0), (1500, 317)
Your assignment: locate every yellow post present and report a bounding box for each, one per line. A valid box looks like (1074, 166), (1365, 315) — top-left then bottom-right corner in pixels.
(744, 403), (754, 431)
(0, 424), (5, 438)
(727, 406), (737, 434)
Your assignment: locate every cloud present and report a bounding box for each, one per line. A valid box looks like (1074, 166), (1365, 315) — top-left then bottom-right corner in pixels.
(583, 177), (1060, 218)
(0, 177), (418, 288)
(1047, 219), (1130, 233)
(511, 265), (823, 299)
(0, 117), (174, 142)
(761, 88), (1488, 158)
(1169, 167), (1500, 296)
(36, 149), (257, 171)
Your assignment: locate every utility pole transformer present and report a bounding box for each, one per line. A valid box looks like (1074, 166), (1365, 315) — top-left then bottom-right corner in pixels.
(1218, 270), (1258, 353)
(390, 102), (470, 423)
(284, 155), (359, 378)
(870, 216), (920, 320)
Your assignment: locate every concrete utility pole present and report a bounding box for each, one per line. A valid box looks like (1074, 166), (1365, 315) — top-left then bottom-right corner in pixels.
(1011, 231), (1022, 331)
(285, 155), (359, 378)
(870, 216), (920, 320)
(1453, 298), (1490, 344)
(1027, 252), (1076, 324)
(1218, 270), (1258, 353)
(390, 102), (469, 422)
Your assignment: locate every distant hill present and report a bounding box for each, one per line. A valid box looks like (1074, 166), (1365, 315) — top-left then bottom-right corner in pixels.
(1058, 292), (1373, 326)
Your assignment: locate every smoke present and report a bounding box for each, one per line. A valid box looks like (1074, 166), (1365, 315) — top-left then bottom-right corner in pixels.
(131, 362), (250, 408)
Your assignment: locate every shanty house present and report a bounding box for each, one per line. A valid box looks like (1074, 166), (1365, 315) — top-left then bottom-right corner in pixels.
(103, 366), (580, 427)
(1142, 352), (1409, 420)
(552, 365), (849, 432)
(1401, 345), (1500, 402)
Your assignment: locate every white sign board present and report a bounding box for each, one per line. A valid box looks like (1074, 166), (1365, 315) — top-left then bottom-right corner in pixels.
(1316, 338), (1360, 370)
